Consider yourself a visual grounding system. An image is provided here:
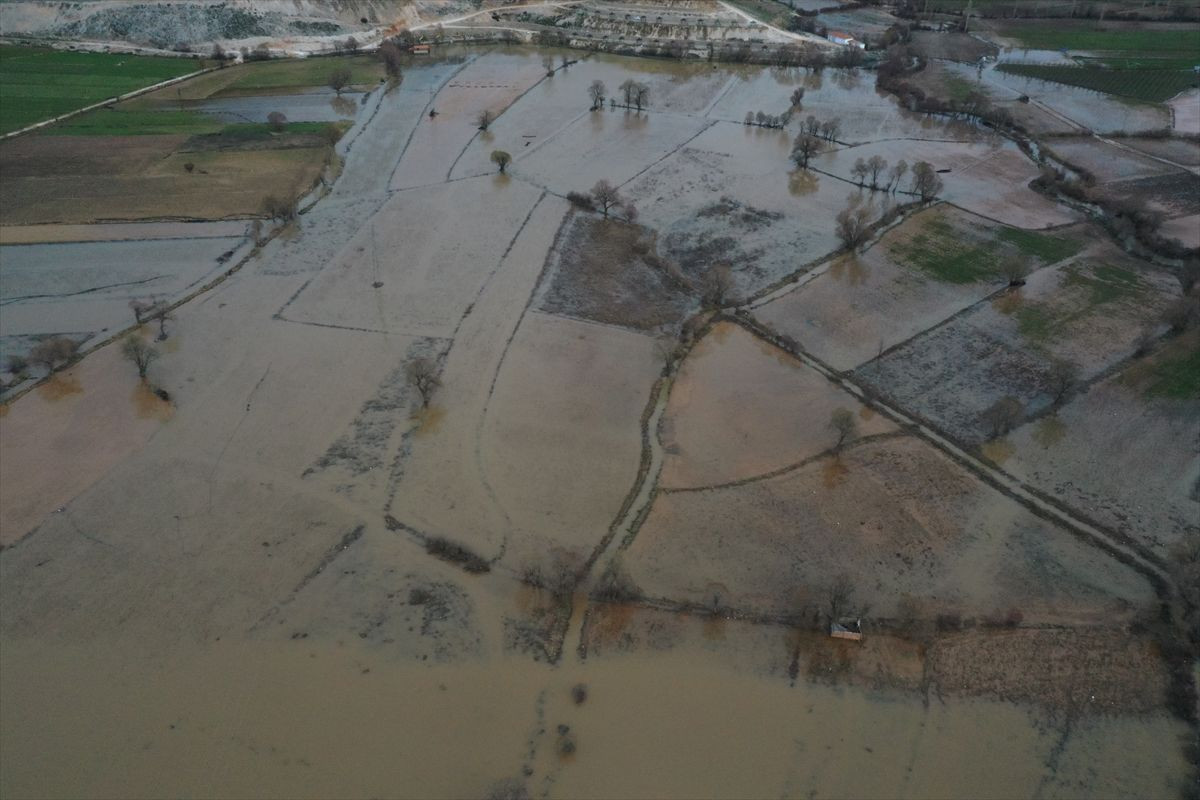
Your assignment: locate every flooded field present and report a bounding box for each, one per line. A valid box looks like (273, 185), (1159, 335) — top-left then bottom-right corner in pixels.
(1, 43), (1196, 799)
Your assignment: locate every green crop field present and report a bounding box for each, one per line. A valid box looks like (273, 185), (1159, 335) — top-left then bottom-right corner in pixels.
(0, 45), (205, 134)
(892, 214), (1084, 284)
(993, 22), (1200, 54)
(997, 63), (1198, 102)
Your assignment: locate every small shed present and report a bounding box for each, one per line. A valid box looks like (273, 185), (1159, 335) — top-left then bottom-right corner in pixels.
(830, 619), (863, 642)
(827, 31), (865, 50)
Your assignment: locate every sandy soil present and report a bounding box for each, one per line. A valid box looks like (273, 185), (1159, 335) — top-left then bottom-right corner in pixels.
(659, 321), (896, 489)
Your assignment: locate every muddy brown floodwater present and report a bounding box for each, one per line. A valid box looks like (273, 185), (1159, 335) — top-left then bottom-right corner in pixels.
(0, 636), (1187, 800)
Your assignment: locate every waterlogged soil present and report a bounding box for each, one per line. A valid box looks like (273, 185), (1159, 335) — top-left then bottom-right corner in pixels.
(0, 636), (1189, 800)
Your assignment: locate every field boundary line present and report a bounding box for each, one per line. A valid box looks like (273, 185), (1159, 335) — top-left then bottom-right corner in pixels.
(727, 311), (1172, 593)
(1, 65), (220, 140)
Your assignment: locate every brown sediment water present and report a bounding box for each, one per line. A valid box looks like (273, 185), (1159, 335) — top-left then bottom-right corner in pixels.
(132, 382), (174, 422)
(0, 637), (1186, 800)
(36, 373), (83, 402)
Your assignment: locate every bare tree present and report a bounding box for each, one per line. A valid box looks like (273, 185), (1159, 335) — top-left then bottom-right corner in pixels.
(704, 264), (734, 306)
(865, 155), (887, 189)
(618, 78), (637, 106)
(980, 395), (1024, 439)
(262, 194), (297, 224)
(379, 40), (404, 82)
(491, 150), (512, 174)
(588, 79), (606, 110)
(211, 42), (226, 65)
(632, 82), (649, 112)
(29, 337), (78, 372)
(887, 159), (908, 193)
(6, 354), (29, 377)
(406, 357), (440, 407)
(267, 110), (287, 132)
(590, 180), (622, 218)
(1163, 295), (1199, 333)
(121, 336), (159, 379)
(835, 195), (871, 251)
(745, 111), (755, 126)
(851, 157), (868, 186)
(1047, 359), (1078, 407)
(621, 201), (638, 223)
(911, 160), (943, 201)
(476, 109), (494, 131)
(343, 36), (360, 53)
(542, 54), (555, 76)
(146, 302), (173, 341)
(803, 115), (821, 137)
(827, 573), (855, 621)
(328, 67), (352, 95)
(1001, 256), (1028, 287)
(790, 86), (805, 109)
(829, 407), (857, 449)
(791, 133), (821, 169)
(819, 117), (841, 142)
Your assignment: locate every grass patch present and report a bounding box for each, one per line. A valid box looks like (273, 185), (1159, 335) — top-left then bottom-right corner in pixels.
(996, 63), (1198, 103)
(0, 45), (204, 134)
(1014, 262), (1148, 342)
(212, 55), (384, 96)
(890, 214), (1083, 284)
(1062, 262), (1147, 304)
(997, 227), (1084, 264)
(1146, 341), (1200, 399)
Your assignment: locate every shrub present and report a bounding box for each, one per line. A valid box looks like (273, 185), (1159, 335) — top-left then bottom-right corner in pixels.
(566, 191), (596, 211)
(425, 536), (490, 573)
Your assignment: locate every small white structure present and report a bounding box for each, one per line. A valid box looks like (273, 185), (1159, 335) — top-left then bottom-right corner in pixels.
(828, 31), (865, 50)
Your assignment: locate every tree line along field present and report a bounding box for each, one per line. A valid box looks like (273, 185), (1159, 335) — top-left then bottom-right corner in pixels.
(0, 45), (208, 134)
(997, 62), (1199, 103)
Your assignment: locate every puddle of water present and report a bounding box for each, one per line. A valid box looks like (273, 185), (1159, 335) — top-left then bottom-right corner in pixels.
(37, 373), (82, 402)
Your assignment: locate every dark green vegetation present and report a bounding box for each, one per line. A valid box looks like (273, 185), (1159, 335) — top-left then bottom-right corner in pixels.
(1145, 341), (1200, 399)
(994, 23), (1200, 53)
(1013, 263), (1149, 342)
(997, 63), (1198, 103)
(891, 214), (1084, 284)
(42, 104), (340, 138)
(0, 45), (204, 134)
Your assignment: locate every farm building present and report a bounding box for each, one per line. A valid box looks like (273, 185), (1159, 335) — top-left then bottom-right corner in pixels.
(828, 31), (865, 49)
